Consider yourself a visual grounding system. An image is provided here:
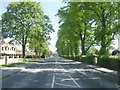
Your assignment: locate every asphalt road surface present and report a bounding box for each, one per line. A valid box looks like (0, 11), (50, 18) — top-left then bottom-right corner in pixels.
(2, 56), (118, 88)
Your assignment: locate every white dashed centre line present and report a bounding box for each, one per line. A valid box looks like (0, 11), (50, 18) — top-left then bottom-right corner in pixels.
(51, 75), (55, 88)
(51, 58), (57, 88)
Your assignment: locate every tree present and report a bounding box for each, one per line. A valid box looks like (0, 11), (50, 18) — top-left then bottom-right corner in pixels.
(28, 15), (54, 58)
(57, 2), (95, 56)
(56, 2), (119, 57)
(88, 2), (119, 55)
(2, 1), (54, 58)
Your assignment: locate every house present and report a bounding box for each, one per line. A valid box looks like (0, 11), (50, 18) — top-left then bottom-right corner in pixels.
(0, 41), (16, 55)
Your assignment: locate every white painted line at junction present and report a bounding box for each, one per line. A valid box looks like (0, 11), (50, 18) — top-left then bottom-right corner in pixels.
(68, 74), (81, 88)
(56, 83), (77, 88)
(59, 63), (81, 88)
(51, 75), (55, 88)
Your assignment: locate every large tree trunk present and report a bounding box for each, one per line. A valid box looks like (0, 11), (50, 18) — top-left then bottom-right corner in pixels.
(22, 32), (27, 59)
(70, 44), (73, 57)
(99, 6), (108, 55)
(74, 43), (79, 56)
(35, 47), (38, 58)
(81, 39), (86, 55)
(99, 36), (108, 55)
(22, 44), (26, 58)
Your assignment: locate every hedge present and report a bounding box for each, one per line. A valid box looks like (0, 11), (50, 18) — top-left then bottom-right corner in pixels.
(25, 55), (33, 58)
(60, 54), (120, 71)
(97, 56), (119, 71)
(80, 55), (119, 71)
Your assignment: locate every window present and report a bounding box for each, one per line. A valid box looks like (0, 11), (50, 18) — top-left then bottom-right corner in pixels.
(5, 47), (7, 50)
(2, 47), (4, 51)
(12, 47), (14, 51)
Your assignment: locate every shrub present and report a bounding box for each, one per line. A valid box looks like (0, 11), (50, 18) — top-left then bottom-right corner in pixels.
(81, 55), (95, 64)
(97, 56), (119, 71)
(0, 53), (7, 56)
(41, 55), (45, 58)
(80, 55), (119, 71)
(26, 55), (32, 58)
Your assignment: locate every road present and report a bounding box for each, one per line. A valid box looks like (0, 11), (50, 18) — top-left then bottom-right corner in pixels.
(2, 56), (118, 89)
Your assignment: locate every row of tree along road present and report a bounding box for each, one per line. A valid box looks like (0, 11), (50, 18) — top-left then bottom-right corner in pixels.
(2, 1), (54, 58)
(56, 2), (120, 71)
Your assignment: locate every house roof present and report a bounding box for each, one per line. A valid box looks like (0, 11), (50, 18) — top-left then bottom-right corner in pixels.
(0, 41), (15, 47)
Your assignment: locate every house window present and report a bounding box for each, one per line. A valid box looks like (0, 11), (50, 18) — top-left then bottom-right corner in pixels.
(2, 47), (4, 51)
(12, 47), (14, 51)
(5, 47), (7, 50)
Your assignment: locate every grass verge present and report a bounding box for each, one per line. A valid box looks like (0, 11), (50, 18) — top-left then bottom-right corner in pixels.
(0, 61), (26, 68)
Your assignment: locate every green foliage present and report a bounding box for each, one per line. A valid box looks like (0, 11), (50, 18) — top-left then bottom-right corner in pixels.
(97, 56), (119, 70)
(25, 55), (33, 58)
(0, 53), (8, 56)
(79, 55), (119, 71)
(2, 1), (54, 58)
(56, 2), (119, 56)
(89, 2), (119, 55)
(80, 55), (95, 64)
(56, 2), (95, 56)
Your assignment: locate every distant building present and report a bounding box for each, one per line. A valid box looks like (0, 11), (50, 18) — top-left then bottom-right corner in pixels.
(0, 41), (16, 55)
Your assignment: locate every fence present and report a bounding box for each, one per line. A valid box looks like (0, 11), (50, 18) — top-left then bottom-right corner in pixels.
(0, 56), (23, 65)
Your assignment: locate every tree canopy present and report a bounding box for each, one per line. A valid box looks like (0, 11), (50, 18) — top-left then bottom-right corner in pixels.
(56, 2), (119, 57)
(2, 1), (54, 58)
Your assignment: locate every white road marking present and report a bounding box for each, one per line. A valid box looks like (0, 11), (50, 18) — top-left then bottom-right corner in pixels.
(51, 58), (57, 88)
(56, 83), (77, 88)
(58, 61), (81, 88)
(51, 75), (55, 88)
(68, 74), (81, 88)
(54, 57), (81, 88)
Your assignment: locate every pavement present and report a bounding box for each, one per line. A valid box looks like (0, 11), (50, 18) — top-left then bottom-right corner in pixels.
(84, 64), (118, 77)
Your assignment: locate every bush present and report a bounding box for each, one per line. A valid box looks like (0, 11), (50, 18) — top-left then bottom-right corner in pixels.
(97, 56), (119, 71)
(81, 55), (95, 64)
(26, 55), (32, 58)
(81, 55), (119, 71)
(0, 53), (7, 56)
(41, 55), (45, 58)
(63, 54), (119, 71)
